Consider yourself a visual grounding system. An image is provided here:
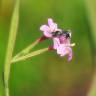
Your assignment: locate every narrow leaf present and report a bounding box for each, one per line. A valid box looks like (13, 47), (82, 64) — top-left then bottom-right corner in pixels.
(4, 0), (19, 96)
(85, 0), (96, 50)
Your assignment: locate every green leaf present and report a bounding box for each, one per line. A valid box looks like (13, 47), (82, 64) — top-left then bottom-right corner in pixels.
(85, 0), (96, 96)
(4, 0), (19, 96)
(85, 0), (96, 50)
(87, 72), (96, 96)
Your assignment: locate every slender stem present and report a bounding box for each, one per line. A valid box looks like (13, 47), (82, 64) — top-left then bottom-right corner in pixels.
(12, 48), (48, 63)
(5, 86), (9, 96)
(4, 0), (19, 96)
(13, 36), (47, 60)
(13, 39), (40, 59)
(12, 43), (75, 63)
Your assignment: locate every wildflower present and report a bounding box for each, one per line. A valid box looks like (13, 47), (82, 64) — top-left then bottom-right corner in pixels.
(40, 18), (75, 61)
(53, 30), (74, 61)
(40, 18), (62, 38)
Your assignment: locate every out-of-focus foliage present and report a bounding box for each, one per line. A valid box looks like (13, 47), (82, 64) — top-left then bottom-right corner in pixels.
(85, 0), (96, 96)
(0, 0), (95, 96)
(85, 0), (96, 50)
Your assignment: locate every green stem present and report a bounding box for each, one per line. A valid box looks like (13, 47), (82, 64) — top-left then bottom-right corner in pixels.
(13, 38), (40, 60)
(4, 0), (19, 96)
(12, 43), (75, 63)
(12, 48), (48, 63)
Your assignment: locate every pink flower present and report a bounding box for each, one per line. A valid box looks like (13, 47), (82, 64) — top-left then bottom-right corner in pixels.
(40, 18), (75, 61)
(53, 36), (73, 61)
(40, 18), (62, 38)
(57, 44), (72, 61)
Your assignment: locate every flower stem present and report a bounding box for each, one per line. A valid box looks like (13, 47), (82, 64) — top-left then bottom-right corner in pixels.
(12, 48), (48, 63)
(13, 39), (40, 60)
(13, 36), (47, 60)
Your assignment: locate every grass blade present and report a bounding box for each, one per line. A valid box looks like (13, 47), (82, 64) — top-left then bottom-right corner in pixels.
(85, 0), (96, 96)
(85, 0), (96, 50)
(4, 0), (19, 96)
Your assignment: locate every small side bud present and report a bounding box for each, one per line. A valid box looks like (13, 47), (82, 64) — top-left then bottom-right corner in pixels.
(48, 46), (54, 50)
(38, 36), (47, 42)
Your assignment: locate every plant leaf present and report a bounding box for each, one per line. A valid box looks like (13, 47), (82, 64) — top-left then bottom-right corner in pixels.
(85, 0), (96, 51)
(4, 0), (19, 96)
(85, 1), (96, 96)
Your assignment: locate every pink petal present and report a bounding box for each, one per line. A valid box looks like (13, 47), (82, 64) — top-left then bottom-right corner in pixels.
(56, 44), (72, 61)
(48, 18), (58, 31)
(57, 45), (67, 56)
(48, 18), (54, 26)
(50, 23), (58, 31)
(40, 25), (49, 32)
(59, 36), (70, 44)
(53, 38), (60, 49)
(67, 48), (72, 61)
(56, 29), (62, 32)
(43, 31), (52, 38)
(64, 47), (72, 61)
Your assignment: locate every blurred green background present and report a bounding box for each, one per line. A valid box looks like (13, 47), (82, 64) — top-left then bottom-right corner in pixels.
(0, 0), (96, 96)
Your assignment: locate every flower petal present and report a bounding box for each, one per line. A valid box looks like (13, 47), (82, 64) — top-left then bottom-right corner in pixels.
(48, 18), (58, 32)
(40, 25), (49, 32)
(59, 35), (71, 45)
(67, 47), (72, 61)
(56, 44), (72, 61)
(57, 45), (66, 56)
(43, 31), (52, 37)
(53, 38), (60, 49)
(50, 23), (58, 32)
(48, 18), (54, 26)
